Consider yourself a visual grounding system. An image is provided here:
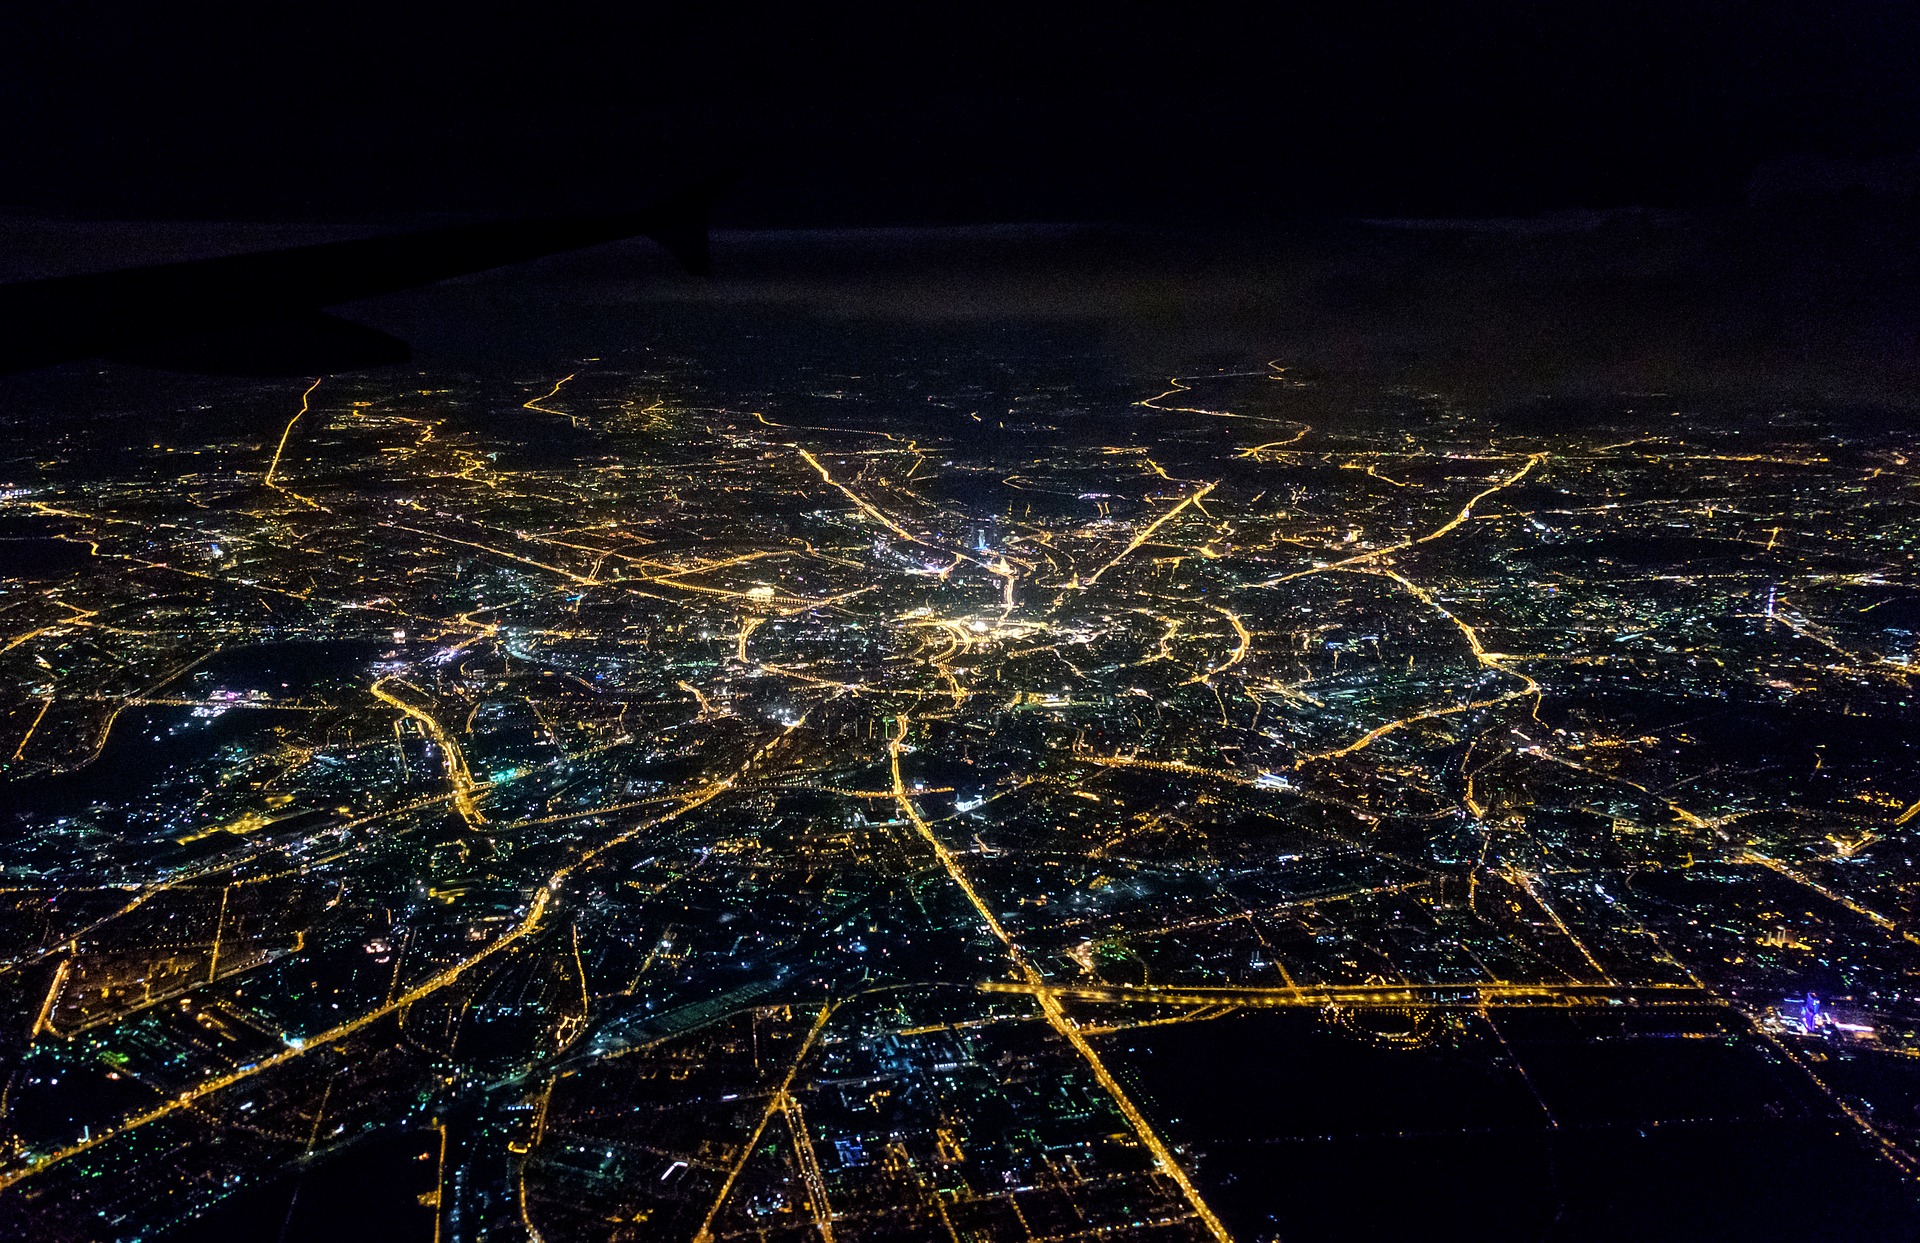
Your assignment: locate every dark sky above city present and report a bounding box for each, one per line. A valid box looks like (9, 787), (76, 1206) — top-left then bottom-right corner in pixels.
(2, 2), (1918, 225)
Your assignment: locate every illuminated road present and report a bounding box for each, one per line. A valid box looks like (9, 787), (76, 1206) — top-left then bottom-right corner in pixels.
(693, 1000), (834, 1243)
(10, 359), (1920, 1236)
(1079, 481), (1217, 587)
(371, 675), (489, 827)
(0, 885), (550, 1193)
(0, 731), (796, 1192)
(263, 378), (327, 511)
(1262, 452), (1545, 585)
(980, 980), (1721, 1011)
(888, 713), (1234, 1242)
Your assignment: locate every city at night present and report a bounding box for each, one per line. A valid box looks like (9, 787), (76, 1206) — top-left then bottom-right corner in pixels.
(2, 6), (1920, 1240)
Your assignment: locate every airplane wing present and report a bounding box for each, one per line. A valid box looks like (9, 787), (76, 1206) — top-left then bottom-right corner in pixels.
(0, 180), (718, 377)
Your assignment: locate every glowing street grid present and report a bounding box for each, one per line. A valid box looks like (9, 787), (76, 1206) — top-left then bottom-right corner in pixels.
(2, 359), (1920, 1240)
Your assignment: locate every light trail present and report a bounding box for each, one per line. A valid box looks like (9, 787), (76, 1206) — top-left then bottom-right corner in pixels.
(982, 980), (1716, 1010)
(886, 714), (1232, 1241)
(796, 447), (917, 543)
(502, 794), (680, 830)
(1483, 1007), (1559, 1127)
(0, 887), (548, 1192)
(1501, 865), (1613, 983)
(1264, 453), (1544, 584)
(205, 885), (231, 984)
(1074, 751), (1262, 786)
(1080, 482), (1217, 586)
(1739, 851), (1920, 947)
(388, 525), (598, 585)
(1296, 692), (1525, 765)
(10, 695), (52, 761)
(1235, 427), (1312, 459)
(28, 958), (67, 1041)
(523, 373), (579, 427)
(904, 616), (973, 706)
(371, 677), (488, 827)
(1136, 374), (1303, 427)
(735, 615), (764, 664)
(1770, 596), (1913, 682)
(1139, 613), (1181, 664)
(1179, 606), (1252, 686)
(771, 782), (952, 800)
(396, 523), (852, 611)
(430, 1120), (448, 1243)
(1287, 566), (1540, 766)
(263, 378), (327, 510)
(568, 920), (591, 1020)
(693, 1001), (834, 1243)
(1339, 460), (1418, 488)
(0, 726), (798, 1191)
(2, 599), (99, 655)
(781, 1093), (836, 1242)
(678, 680), (719, 719)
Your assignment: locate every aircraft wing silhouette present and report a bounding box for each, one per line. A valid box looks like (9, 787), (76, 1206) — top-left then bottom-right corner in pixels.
(0, 182), (716, 377)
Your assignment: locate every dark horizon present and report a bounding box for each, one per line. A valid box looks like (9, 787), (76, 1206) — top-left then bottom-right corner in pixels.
(11, 8), (1920, 1241)
(4, 3), (1920, 228)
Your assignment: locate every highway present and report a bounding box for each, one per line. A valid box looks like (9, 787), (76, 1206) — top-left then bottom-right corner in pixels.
(371, 675), (489, 827)
(979, 980), (1722, 1011)
(887, 712), (1234, 1243)
(0, 727), (799, 1193)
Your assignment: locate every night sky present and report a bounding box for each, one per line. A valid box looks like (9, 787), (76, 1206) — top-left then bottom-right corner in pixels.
(3, 3), (1918, 225)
